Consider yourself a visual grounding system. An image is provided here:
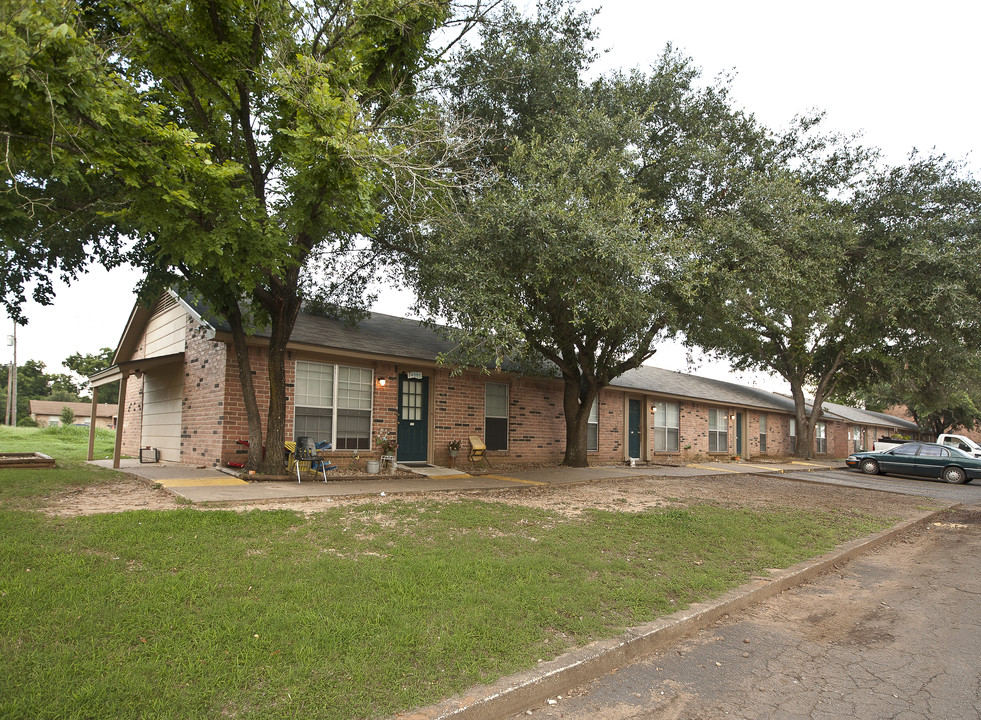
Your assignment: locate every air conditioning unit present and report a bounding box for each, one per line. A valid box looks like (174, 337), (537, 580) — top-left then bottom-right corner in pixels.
(140, 447), (159, 463)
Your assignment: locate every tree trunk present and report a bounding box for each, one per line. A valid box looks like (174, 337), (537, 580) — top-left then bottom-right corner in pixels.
(561, 374), (598, 467)
(226, 305), (265, 471)
(789, 379), (814, 460)
(256, 285), (302, 476)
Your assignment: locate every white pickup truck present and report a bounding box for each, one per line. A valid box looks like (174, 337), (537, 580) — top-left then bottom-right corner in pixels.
(873, 433), (981, 458)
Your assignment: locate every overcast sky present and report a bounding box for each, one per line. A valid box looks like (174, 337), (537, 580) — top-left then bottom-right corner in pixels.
(5, 0), (978, 392)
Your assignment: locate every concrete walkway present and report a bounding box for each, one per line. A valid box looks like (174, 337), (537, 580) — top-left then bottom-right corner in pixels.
(89, 457), (839, 503)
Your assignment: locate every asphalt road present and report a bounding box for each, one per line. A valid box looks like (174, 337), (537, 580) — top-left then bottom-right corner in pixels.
(508, 473), (981, 720)
(784, 465), (981, 504)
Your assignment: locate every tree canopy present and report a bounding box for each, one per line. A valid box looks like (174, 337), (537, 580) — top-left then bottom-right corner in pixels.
(682, 123), (981, 456)
(2, 0), (494, 470)
(403, 0), (765, 465)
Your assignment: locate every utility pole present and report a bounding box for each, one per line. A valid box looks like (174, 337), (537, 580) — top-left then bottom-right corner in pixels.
(5, 325), (15, 426)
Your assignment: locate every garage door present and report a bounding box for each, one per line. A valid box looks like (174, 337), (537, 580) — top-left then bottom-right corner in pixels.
(142, 364), (183, 462)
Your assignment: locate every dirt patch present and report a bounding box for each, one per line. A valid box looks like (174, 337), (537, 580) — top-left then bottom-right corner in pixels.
(447, 472), (936, 520)
(41, 467), (937, 520)
(44, 477), (186, 516)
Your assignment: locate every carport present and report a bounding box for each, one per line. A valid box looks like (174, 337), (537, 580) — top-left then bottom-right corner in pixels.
(87, 352), (184, 468)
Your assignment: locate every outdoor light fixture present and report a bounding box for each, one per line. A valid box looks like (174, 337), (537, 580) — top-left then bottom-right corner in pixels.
(377, 377), (387, 388)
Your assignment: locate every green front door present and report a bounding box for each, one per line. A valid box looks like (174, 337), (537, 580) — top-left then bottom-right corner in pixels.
(397, 375), (428, 462)
(736, 412), (744, 456)
(628, 399), (641, 459)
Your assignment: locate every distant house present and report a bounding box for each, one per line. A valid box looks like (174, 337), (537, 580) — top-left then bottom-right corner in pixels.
(87, 290), (923, 468)
(30, 400), (116, 428)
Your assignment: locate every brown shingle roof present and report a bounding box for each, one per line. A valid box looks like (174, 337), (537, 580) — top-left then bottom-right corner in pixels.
(29, 401), (116, 418)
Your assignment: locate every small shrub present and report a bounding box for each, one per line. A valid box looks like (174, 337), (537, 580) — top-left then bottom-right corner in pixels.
(60, 406), (76, 425)
(17, 416), (37, 427)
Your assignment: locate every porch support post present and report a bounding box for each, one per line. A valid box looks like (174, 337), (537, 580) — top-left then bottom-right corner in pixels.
(87, 387), (98, 461)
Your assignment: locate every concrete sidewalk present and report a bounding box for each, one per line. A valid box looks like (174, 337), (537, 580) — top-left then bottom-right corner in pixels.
(89, 457), (839, 503)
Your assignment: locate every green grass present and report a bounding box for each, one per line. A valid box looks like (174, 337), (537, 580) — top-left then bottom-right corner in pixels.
(0, 424), (117, 462)
(0, 425), (120, 509)
(0, 428), (899, 718)
(0, 497), (891, 720)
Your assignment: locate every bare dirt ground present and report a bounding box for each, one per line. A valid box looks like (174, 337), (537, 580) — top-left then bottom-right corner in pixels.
(43, 466), (939, 520)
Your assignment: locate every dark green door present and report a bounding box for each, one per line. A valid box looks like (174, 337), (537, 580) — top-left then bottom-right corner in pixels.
(628, 399), (641, 459)
(397, 375), (428, 462)
(736, 412), (744, 456)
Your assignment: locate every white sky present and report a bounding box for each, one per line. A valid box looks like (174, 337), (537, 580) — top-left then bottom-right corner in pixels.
(5, 0), (979, 393)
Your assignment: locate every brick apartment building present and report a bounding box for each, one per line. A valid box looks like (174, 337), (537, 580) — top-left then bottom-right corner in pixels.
(88, 291), (923, 469)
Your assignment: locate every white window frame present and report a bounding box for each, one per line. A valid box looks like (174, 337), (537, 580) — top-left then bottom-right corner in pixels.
(653, 401), (680, 452)
(816, 421), (827, 454)
(294, 360), (373, 450)
(708, 409), (729, 453)
(587, 398), (599, 452)
(759, 414), (767, 454)
(485, 382), (509, 451)
(852, 425), (862, 453)
(789, 418), (797, 453)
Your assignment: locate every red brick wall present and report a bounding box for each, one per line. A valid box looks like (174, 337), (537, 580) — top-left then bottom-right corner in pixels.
(371, 363), (400, 450)
(827, 421), (850, 457)
(119, 373), (144, 458)
(181, 320), (228, 466)
(218, 344), (277, 467)
(118, 335), (147, 459)
(145, 317), (880, 467)
(597, 391), (624, 462)
(426, 370), (575, 464)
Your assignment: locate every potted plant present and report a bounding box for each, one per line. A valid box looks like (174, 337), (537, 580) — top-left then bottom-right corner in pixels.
(447, 439), (461, 458)
(376, 435), (398, 456)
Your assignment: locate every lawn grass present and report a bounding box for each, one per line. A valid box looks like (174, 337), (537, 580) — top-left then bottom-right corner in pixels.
(0, 425), (120, 510)
(0, 493), (892, 720)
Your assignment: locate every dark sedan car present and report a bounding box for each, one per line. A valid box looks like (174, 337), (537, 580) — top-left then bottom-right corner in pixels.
(845, 442), (981, 484)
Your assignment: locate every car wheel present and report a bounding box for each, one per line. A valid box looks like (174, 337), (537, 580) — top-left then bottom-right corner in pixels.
(943, 466), (967, 484)
(860, 459), (880, 475)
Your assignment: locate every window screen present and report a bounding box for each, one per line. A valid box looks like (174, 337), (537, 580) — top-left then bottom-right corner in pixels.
(709, 409), (728, 453)
(815, 421), (827, 454)
(587, 399), (599, 452)
(294, 361), (372, 449)
(653, 401), (680, 452)
(485, 383), (508, 451)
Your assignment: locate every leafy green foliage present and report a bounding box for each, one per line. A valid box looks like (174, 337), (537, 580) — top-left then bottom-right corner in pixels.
(63, 347), (117, 402)
(58, 404), (75, 425)
(682, 121), (981, 456)
(2, 0), (488, 471)
(0, 0), (231, 319)
(407, 1), (760, 465)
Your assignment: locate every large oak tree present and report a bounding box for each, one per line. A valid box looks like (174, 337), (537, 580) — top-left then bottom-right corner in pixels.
(683, 129), (981, 458)
(2, 0), (494, 472)
(402, 0), (764, 466)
